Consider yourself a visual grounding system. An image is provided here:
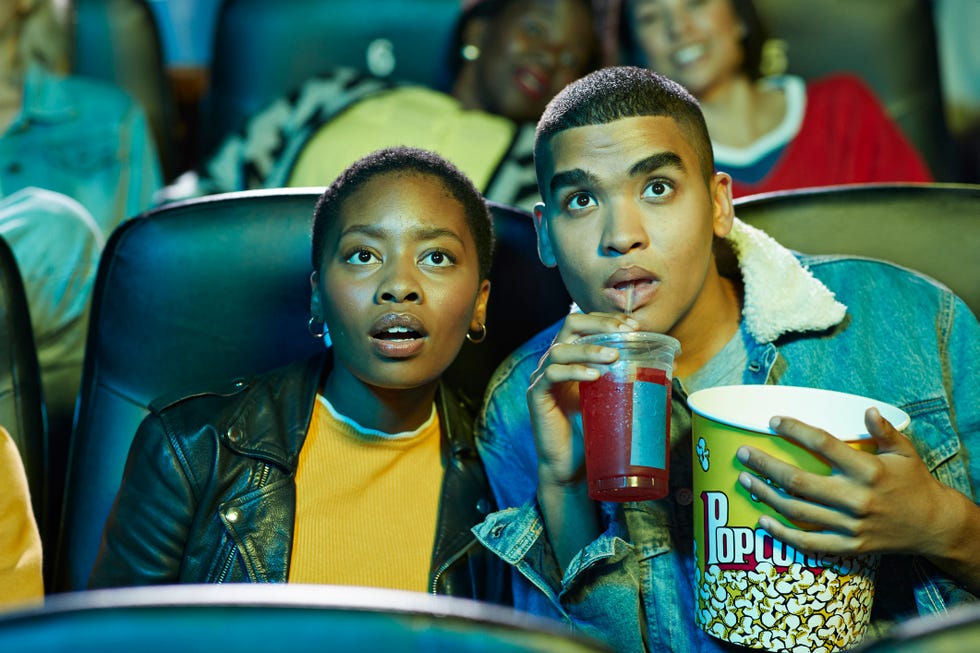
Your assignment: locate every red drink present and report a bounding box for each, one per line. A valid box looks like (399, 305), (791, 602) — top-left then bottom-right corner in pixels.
(580, 366), (672, 501)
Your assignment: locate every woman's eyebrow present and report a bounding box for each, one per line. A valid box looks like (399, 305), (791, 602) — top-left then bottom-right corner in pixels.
(340, 224), (465, 246)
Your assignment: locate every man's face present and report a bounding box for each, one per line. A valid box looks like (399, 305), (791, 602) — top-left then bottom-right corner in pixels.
(534, 115), (734, 339)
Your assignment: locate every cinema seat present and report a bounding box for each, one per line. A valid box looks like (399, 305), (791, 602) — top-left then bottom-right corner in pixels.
(52, 189), (568, 592)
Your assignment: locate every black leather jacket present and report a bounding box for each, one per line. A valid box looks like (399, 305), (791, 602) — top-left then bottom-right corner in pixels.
(90, 353), (508, 602)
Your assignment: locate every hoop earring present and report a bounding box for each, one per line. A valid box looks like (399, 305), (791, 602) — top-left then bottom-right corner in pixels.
(466, 323), (487, 344)
(461, 44), (480, 61)
(308, 316), (327, 339)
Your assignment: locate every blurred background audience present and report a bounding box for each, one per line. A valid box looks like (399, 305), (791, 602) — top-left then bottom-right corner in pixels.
(1, 0), (163, 544)
(159, 0), (601, 211)
(616, 0), (934, 197)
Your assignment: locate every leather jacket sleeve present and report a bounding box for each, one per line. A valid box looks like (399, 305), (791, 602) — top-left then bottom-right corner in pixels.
(88, 411), (209, 587)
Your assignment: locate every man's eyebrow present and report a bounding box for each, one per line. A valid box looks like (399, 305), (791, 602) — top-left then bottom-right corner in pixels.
(549, 168), (600, 195)
(628, 152), (685, 177)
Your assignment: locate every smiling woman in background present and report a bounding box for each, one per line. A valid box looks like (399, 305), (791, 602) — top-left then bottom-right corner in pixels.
(619, 0), (933, 197)
(170, 0), (600, 211)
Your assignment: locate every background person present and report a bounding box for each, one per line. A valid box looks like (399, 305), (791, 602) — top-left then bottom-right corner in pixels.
(164, 0), (600, 211)
(472, 66), (979, 651)
(618, 0), (933, 197)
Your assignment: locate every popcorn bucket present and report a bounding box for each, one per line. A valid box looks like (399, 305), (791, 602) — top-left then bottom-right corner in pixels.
(688, 385), (910, 652)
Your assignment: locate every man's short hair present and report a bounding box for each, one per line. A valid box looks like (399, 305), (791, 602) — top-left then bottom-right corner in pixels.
(534, 66), (715, 191)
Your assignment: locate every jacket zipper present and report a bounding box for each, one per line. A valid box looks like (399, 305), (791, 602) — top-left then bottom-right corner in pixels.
(430, 538), (478, 594)
(216, 463), (274, 583)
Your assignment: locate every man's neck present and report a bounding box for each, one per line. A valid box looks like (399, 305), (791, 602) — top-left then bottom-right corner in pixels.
(671, 272), (743, 379)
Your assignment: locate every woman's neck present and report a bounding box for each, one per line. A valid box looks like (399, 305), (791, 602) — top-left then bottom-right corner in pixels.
(322, 367), (439, 434)
(699, 76), (786, 149)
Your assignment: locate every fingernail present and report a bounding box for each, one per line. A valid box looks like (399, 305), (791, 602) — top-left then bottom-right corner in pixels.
(736, 447), (749, 464)
(769, 416), (781, 430)
(738, 471), (752, 489)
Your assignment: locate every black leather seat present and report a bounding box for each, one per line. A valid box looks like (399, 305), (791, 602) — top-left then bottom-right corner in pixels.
(52, 189), (569, 592)
(0, 236), (46, 542)
(0, 584), (613, 652)
(198, 0), (460, 158)
(734, 182), (980, 316)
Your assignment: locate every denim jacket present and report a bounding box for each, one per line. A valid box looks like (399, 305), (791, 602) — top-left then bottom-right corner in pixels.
(473, 219), (979, 652)
(0, 64), (162, 238)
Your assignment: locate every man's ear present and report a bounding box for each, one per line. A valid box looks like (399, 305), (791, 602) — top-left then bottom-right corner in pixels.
(533, 203), (558, 268)
(309, 271), (322, 317)
(710, 172), (736, 239)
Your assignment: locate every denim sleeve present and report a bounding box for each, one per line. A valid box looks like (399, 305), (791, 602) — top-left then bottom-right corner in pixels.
(945, 294), (980, 500)
(475, 328), (560, 511)
(473, 500), (648, 652)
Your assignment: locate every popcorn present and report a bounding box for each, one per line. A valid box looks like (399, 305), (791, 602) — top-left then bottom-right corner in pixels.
(694, 557), (877, 652)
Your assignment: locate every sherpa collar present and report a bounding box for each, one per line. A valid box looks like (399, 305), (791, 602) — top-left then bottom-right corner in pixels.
(726, 217), (847, 343)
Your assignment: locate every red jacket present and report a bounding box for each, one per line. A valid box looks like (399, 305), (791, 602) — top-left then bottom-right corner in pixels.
(728, 74), (932, 198)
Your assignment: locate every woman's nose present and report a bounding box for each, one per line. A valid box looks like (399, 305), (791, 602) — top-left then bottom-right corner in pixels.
(376, 261), (422, 304)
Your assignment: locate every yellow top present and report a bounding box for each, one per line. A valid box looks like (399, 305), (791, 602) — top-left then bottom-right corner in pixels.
(288, 86), (515, 188)
(0, 426), (43, 609)
(288, 395), (443, 591)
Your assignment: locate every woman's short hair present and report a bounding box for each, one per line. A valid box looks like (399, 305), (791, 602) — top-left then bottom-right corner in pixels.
(311, 146), (495, 279)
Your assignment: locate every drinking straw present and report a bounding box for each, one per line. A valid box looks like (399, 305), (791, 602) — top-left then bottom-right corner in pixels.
(625, 283), (635, 317)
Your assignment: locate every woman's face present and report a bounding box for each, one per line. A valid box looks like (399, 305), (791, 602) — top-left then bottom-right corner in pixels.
(626, 0), (745, 97)
(312, 172), (490, 395)
(468, 0), (598, 123)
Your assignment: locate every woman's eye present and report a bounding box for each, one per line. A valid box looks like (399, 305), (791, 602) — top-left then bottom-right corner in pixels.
(643, 179), (675, 200)
(421, 250), (455, 267)
(345, 249), (379, 265)
(565, 192), (597, 211)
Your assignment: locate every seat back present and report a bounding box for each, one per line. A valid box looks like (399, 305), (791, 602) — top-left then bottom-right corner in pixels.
(753, 0), (956, 181)
(53, 189), (568, 592)
(199, 0), (460, 157)
(0, 236), (46, 540)
(0, 585), (613, 652)
(71, 0), (177, 179)
(733, 183), (980, 316)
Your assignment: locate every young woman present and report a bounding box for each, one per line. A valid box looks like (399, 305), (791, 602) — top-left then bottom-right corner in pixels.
(90, 147), (505, 601)
(619, 0), (933, 197)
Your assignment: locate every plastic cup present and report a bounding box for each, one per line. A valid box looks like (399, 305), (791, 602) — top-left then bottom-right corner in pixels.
(576, 332), (681, 502)
(687, 384), (910, 652)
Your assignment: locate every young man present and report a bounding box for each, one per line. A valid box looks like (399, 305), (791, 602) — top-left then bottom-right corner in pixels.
(473, 66), (980, 651)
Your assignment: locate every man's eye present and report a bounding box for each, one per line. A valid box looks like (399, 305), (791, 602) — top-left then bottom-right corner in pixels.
(421, 250), (455, 267)
(643, 180), (675, 199)
(565, 192), (597, 211)
(345, 249), (378, 265)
